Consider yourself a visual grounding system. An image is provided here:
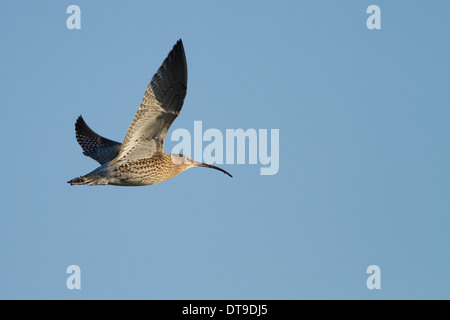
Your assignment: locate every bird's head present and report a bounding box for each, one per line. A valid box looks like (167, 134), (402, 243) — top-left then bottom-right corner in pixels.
(170, 154), (232, 178)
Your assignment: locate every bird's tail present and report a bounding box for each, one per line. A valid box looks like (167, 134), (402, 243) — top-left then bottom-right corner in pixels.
(67, 175), (102, 186)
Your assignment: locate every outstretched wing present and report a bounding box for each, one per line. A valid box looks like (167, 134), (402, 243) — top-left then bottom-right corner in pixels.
(75, 115), (122, 165)
(110, 39), (187, 164)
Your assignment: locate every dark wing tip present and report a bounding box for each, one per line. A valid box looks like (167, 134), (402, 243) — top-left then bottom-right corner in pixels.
(73, 115), (122, 165)
(169, 39), (187, 86)
(75, 115), (97, 138)
(75, 114), (84, 130)
(148, 39), (188, 107)
(174, 39), (184, 54)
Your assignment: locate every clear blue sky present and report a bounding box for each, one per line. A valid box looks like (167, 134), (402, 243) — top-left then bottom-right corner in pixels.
(1, 1), (449, 299)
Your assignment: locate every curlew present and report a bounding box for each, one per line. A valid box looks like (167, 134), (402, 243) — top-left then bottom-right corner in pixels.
(68, 39), (232, 186)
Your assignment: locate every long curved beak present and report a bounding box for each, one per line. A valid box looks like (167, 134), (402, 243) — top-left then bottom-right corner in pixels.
(193, 162), (233, 178)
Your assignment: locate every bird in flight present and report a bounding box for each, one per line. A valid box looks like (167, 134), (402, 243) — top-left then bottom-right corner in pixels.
(68, 39), (232, 186)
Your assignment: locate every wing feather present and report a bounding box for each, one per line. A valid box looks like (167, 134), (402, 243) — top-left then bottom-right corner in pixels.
(75, 115), (122, 165)
(112, 39), (187, 163)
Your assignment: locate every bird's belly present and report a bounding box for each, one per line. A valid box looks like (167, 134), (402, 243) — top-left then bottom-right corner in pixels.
(107, 174), (161, 186)
(109, 161), (171, 186)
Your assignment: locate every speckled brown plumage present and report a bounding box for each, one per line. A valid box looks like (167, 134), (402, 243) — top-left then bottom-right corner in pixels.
(112, 153), (186, 185)
(68, 39), (232, 187)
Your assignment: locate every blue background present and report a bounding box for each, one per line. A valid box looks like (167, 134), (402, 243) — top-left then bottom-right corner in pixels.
(1, 1), (449, 299)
